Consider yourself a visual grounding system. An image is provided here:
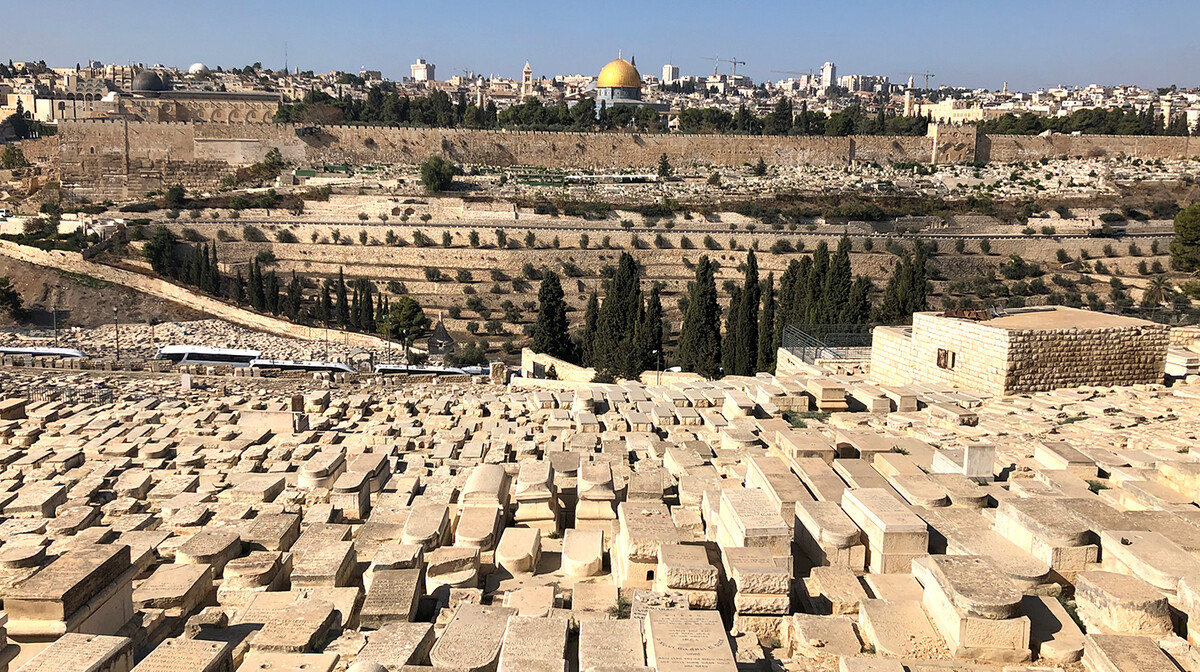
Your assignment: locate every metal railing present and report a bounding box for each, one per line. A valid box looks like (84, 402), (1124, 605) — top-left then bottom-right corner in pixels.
(22, 384), (114, 405)
(782, 323), (883, 365)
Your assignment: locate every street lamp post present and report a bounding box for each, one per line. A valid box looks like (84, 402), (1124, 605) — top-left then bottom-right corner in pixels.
(402, 328), (409, 375)
(653, 349), (662, 386)
(52, 302), (58, 349)
(112, 307), (120, 362)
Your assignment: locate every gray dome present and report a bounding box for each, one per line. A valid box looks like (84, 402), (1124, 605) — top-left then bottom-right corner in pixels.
(132, 71), (166, 92)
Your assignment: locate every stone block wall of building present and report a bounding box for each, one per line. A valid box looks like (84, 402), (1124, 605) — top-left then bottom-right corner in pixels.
(870, 311), (1171, 396)
(906, 313), (1011, 394)
(1170, 326), (1200, 347)
(867, 326), (917, 388)
(1004, 325), (1169, 393)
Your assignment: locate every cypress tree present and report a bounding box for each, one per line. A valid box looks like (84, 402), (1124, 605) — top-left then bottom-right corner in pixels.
(843, 276), (874, 325)
(595, 253), (643, 379)
(677, 256), (722, 378)
(722, 287), (741, 376)
(265, 271), (279, 314)
(350, 285), (361, 330)
(580, 291), (599, 367)
(248, 259), (264, 310)
(319, 281), (332, 324)
(531, 271), (574, 362)
(733, 250), (760, 376)
(209, 243), (221, 295)
(362, 279), (375, 333)
(825, 236), (852, 322)
(638, 286), (664, 372)
(778, 259), (801, 325)
(806, 241), (830, 323)
(188, 247), (201, 288)
(286, 271), (302, 320)
(232, 269), (244, 304)
(335, 267), (349, 327)
(758, 272), (776, 373)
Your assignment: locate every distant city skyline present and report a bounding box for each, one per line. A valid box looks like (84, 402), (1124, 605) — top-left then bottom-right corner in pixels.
(8, 0), (1200, 90)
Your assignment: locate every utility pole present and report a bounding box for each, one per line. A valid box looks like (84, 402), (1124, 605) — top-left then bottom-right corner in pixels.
(52, 302), (58, 348)
(112, 307), (119, 362)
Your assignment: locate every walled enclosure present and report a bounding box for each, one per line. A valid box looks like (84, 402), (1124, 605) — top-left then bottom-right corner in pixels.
(870, 308), (1170, 396)
(51, 119), (1200, 201)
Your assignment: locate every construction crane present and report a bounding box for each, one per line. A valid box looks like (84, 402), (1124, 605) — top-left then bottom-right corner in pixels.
(701, 56), (746, 77)
(904, 71), (937, 90)
(771, 69), (814, 80)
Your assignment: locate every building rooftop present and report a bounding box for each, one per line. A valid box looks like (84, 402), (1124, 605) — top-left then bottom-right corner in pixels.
(934, 306), (1158, 331)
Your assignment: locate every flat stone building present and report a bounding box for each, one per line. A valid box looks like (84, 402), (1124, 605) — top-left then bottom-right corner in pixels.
(870, 307), (1170, 396)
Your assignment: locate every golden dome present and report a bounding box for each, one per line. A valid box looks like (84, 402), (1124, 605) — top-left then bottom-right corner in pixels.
(597, 58), (642, 89)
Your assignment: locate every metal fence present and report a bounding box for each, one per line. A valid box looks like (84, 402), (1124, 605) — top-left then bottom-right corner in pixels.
(22, 384), (114, 405)
(781, 323), (883, 365)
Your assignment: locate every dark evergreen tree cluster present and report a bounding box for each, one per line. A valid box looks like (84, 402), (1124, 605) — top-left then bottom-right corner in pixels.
(142, 226), (224, 297)
(274, 87), (665, 133)
(874, 245), (930, 325)
(777, 238), (873, 329)
(244, 258), (279, 314)
(578, 253), (663, 380)
(275, 88), (500, 129)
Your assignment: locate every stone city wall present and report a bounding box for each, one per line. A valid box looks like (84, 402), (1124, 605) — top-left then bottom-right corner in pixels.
(1004, 324), (1169, 393)
(56, 120), (939, 199)
(981, 134), (1199, 163)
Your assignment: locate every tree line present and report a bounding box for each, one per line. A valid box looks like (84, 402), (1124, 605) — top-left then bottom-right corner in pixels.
(273, 86), (936, 136)
(530, 239), (929, 381)
(275, 87), (667, 133)
(141, 228), (445, 356)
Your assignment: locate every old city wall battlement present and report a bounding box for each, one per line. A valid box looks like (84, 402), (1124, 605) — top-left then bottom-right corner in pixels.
(50, 120), (1200, 200)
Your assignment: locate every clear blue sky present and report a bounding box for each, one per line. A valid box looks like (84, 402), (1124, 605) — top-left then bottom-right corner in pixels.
(9, 0), (1199, 90)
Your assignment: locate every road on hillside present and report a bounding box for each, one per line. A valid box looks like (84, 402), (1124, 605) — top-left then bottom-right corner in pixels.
(210, 220), (1173, 242)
